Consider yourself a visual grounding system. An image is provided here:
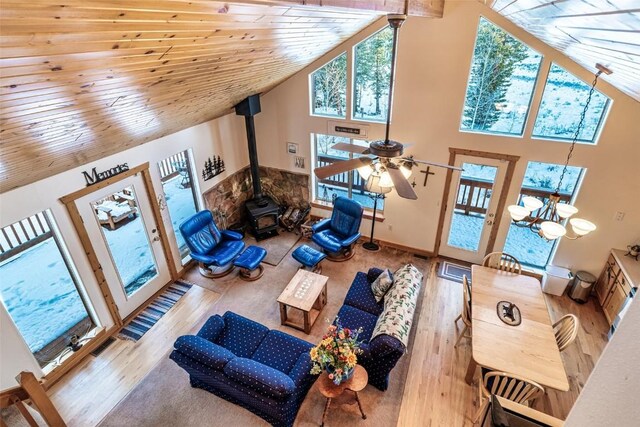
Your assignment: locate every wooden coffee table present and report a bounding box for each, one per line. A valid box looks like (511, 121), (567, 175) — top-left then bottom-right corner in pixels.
(277, 269), (328, 334)
(318, 365), (368, 426)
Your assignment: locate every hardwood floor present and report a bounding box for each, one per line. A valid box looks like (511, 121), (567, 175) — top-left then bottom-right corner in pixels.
(397, 264), (610, 426)
(48, 285), (221, 427)
(47, 258), (609, 426)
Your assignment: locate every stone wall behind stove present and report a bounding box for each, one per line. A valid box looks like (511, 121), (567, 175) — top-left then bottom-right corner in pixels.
(259, 166), (310, 209)
(202, 165), (310, 227)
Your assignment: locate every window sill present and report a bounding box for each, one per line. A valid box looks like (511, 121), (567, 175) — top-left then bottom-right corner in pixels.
(311, 200), (385, 222)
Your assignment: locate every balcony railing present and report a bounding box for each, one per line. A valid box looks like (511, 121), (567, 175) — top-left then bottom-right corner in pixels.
(316, 154), (367, 193)
(455, 178), (572, 219)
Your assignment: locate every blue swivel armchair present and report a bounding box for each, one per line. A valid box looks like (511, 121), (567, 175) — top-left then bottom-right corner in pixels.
(180, 210), (245, 278)
(311, 196), (364, 261)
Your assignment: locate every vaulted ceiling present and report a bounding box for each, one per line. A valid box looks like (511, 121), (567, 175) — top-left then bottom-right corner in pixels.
(0, 1), (444, 193)
(486, 0), (640, 103)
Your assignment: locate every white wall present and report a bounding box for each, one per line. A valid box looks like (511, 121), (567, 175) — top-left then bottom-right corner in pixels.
(566, 295), (640, 426)
(0, 113), (248, 389)
(255, 1), (640, 274)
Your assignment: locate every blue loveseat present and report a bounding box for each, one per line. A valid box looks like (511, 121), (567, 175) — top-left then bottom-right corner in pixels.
(337, 266), (422, 391)
(170, 312), (317, 427)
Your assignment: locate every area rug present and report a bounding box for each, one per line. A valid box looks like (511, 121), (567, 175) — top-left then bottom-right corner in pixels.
(117, 281), (193, 342)
(100, 246), (430, 427)
(244, 229), (301, 266)
(437, 259), (472, 284)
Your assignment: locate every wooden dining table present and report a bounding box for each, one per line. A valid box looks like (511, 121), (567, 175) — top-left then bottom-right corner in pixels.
(465, 265), (570, 391)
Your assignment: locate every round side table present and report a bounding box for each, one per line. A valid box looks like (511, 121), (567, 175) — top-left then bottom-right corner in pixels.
(318, 364), (368, 426)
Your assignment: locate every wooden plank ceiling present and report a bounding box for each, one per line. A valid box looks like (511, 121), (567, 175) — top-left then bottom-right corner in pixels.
(0, 1), (443, 193)
(485, 0), (640, 102)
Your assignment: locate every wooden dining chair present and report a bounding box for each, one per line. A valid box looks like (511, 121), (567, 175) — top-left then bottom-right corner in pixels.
(474, 370), (545, 424)
(454, 275), (472, 347)
(553, 314), (580, 352)
(482, 252), (522, 274)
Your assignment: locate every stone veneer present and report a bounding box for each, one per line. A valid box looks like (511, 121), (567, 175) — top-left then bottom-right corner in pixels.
(202, 165), (310, 227)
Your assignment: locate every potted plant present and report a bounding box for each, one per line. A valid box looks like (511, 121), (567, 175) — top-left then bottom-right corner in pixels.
(309, 319), (363, 385)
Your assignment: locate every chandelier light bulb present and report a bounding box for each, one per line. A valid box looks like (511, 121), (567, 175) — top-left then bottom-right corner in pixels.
(521, 196), (544, 212)
(570, 218), (596, 236)
(555, 203), (578, 219)
(508, 205), (529, 221)
(540, 221), (567, 240)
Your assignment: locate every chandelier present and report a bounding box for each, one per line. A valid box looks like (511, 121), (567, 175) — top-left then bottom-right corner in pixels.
(508, 63), (612, 241)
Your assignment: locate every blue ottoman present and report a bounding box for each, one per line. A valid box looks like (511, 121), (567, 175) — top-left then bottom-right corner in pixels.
(234, 245), (267, 281)
(292, 244), (327, 273)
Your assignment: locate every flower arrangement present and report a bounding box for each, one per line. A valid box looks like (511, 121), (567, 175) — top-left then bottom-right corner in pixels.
(310, 319), (363, 385)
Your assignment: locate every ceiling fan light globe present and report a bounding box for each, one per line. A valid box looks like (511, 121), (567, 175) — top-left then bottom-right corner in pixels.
(555, 203), (578, 219)
(357, 165), (373, 180)
(379, 170), (394, 188)
(508, 205), (529, 221)
(400, 164), (412, 179)
(365, 173), (393, 194)
(522, 196), (544, 212)
(540, 221), (566, 240)
(570, 218), (596, 236)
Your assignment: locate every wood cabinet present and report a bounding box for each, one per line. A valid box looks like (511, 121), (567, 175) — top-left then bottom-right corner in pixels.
(595, 250), (638, 326)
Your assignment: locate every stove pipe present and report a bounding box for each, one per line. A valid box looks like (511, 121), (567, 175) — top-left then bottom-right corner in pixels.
(235, 95), (264, 201)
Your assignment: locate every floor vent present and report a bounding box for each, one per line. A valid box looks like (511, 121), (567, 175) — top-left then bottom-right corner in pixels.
(414, 254), (429, 260)
(91, 337), (116, 357)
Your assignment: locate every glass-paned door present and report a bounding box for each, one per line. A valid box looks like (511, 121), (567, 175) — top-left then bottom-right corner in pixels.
(158, 150), (200, 264)
(439, 156), (509, 263)
(76, 173), (171, 319)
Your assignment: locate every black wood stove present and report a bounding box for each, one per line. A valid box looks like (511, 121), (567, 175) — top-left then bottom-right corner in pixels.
(235, 95), (279, 240)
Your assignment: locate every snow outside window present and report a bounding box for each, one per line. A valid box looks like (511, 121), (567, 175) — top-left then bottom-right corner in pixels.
(353, 27), (393, 123)
(0, 210), (95, 367)
(310, 53), (347, 118)
(532, 63), (610, 144)
(503, 161), (584, 268)
(158, 149), (199, 264)
(461, 17), (542, 136)
(313, 133), (382, 211)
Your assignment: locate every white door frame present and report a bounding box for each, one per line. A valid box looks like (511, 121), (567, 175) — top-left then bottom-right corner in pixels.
(435, 148), (519, 263)
(76, 174), (172, 318)
(60, 163), (176, 325)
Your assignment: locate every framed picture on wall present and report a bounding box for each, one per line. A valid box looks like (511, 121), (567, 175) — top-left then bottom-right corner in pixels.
(287, 142), (298, 155)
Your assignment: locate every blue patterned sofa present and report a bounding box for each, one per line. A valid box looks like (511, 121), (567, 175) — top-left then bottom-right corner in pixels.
(337, 265), (423, 391)
(170, 312), (317, 427)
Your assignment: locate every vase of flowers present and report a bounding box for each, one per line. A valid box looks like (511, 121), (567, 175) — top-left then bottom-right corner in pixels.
(309, 319), (363, 385)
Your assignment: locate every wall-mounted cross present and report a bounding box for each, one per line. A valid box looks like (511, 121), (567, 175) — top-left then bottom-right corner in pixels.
(420, 166), (435, 187)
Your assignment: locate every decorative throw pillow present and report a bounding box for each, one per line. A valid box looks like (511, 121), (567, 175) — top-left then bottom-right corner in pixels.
(371, 269), (394, 303)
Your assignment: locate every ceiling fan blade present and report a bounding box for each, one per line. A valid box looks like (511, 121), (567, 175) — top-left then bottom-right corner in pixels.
(387, 165), (418, 200)
(407, 158), (463, 171)
(314, 157), (373, 180)
(331, 142), (370, 155)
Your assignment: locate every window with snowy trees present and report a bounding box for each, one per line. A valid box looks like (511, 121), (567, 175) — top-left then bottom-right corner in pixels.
(0, 211), (95, 367)
(461, 17), (542, 136)
(532, 63), (610, 144)
(503, 161), (585, 268)
(310, 53), (347, 118)
(313, 133), (382, 210)
(353, 27), (393, 122)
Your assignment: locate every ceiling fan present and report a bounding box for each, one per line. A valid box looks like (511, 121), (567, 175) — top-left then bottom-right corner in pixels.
(313, 14), (462, 200)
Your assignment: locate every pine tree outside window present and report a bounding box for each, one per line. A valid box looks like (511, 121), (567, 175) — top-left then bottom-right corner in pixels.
(353, 27), (393, 122)
(532, 63), (610, 144)
(461, 17), (542, 136)
(310, 53), (347, 118)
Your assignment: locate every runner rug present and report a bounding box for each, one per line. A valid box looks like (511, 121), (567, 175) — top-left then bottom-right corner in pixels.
(437, 260), (472, 284)
(117, 281), (193, 342)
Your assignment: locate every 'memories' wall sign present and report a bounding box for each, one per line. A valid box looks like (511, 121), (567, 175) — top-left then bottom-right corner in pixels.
(82, 163), (130, 186)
